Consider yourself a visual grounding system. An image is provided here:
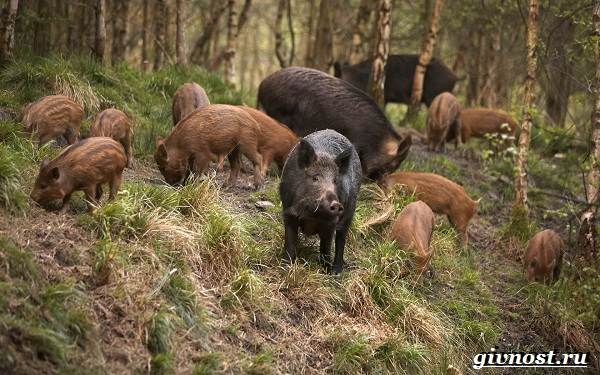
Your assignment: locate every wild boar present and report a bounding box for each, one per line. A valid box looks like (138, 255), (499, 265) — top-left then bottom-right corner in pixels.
(426, 92), (461, 151)
(21, 95), (84, 146)
(523, 229), (564, 283)
(155, 104), (264, 187)
(379, 171), (477, 246)
(172, 82), (210, 126)
(238, 106), (298, 173)
(391, 201), (435, 276)
(459, 108), (517, 144)
(333, 55), (459, 106)
(257, 67), (411, 180)
(90, 108), (134, 167)
(30, 137), (127, 212)
(280, 129), (362, 274)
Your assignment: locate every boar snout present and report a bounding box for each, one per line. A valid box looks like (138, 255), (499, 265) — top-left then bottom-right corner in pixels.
(318, 191), (344, 218)
(328, 200), (344, 215)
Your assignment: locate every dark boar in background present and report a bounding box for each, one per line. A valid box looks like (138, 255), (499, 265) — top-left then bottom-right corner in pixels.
(333, 54), (459, 106)
(21, 95), (84, 146)
(90, 108), (134, 167)
(258, 67), (411, 180)
(279, 129), (361, 274)
(523, 229), (564, 283)
(172, 82), (210, 126)
(30, 137), (127, 212)
(426, 92), (461, 151)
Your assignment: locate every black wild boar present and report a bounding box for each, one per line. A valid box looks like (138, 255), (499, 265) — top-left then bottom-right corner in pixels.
(258, 67), (411, 180)
(279, 129), (362, 274)
(333, 54), (459, 106)
(30, 137), (127, 212)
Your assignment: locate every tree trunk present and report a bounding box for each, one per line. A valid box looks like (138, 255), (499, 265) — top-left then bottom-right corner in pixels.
(190, 0), (227, 65)
(348, 0), (373, 65)
(142, 0), (150, 71)
(367, 0), (391, 109)
(153, 0), (166, 70)
(33, 0), (50, 56)
(311, 0), (334, 72)
(512, 0), (540, 221)
(237, 0), (252, 35)
(286, 0), (295, 66)
(303, 0), (316, 67)
(577, 1), (600, 260)
(274, 0), (286, 68)
(111, 0), (129, 63)
(0, 0), (19, 63)
(466, 29), (483, 106)
(478, 30), (501, 107)
(404, 0), (443, 120)
(94, 0), (108, 65)
(544, 17), (574, 128)
(223, 0), (238, 86)
(176, 0), (187, 66)
(66, 0), (76, 51)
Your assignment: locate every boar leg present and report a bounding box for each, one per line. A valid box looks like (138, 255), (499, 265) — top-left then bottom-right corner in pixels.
(318, 227), (335, 271)
(191, 154), (210, 179)
(109, 174), (123, 200)
(96, 184), (103, 201)
(216, 154), (226, 171)
(226, 149), (242, 186)
(238, 144), (264, 188)
(283, 215), (299, 264)
(64, 126), (78, 145)
(83, 185), (98, 212)
(59, 193), (72, 213)
(332, 227), (349, 275)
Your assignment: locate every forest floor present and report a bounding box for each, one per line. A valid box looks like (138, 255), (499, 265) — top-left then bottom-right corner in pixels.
(1, 57), (598, 375)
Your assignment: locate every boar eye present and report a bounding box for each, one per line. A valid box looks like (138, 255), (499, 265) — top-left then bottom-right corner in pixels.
(312, 175), (319, 182)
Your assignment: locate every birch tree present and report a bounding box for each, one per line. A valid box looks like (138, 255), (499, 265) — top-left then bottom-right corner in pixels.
(367, 0), (391, 109)
(94, 0), (108, 65)
(512, 0), (540, 224)
(404, 0), (443, 121)
(576, 1), (600, 259)
(0, 0), (19, 63)
(223, 0), (238, 86)
(176, 0), (187, 66)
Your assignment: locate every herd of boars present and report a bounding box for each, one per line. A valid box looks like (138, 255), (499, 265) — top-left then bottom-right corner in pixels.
(23, 60), (563, 280)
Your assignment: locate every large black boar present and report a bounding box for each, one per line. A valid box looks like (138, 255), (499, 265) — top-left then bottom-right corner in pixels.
(280, 129), (361, 274)
(333, 54), (459, 106)
(258, 67), (411, 180)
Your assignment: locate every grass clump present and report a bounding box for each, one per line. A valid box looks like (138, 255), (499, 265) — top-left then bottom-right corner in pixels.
(221, 268), (266, 310)
(330, 332), (373, 374)
(193, 352), (226, 375)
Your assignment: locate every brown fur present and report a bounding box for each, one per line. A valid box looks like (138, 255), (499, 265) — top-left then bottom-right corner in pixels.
(21, 95), (84, 146)
(379, 171), (477, 246)
(523, 229), (564, 283)
(391, 201), (435, 275)
(90, 108), (134, 167)
(155, 104), (264, 187)
(172, 82), (210, 126)
(426, 92), (461, 151)
(459, 108), (517, 143)
(30, 137), (127, 212)
(238, 106), (299, 173)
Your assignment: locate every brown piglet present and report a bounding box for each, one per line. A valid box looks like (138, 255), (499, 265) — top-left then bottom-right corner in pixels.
(379, 171), (478, 246)
(426, 92), (461, 151)
(172, 82), (210, 126)
(155, 104), (264, 187)
(90, 108), (134, 167)
(523, 229), (564, 283)
(30, 137), (127, 212)
(391, 201), (435, 276)
(459, 108), (516, 144)
(238, 106), (298, 174)
(22, 95), (84, 146)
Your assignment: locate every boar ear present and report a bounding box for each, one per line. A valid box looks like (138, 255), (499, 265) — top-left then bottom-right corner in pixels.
(335, 148), (352, 174)
(297, 139), (316, 168)
(50, 167), (60, 180)
(395, 135), (412, 164)
(157, 142), (168, 160)
(155, 136), (164, 148)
